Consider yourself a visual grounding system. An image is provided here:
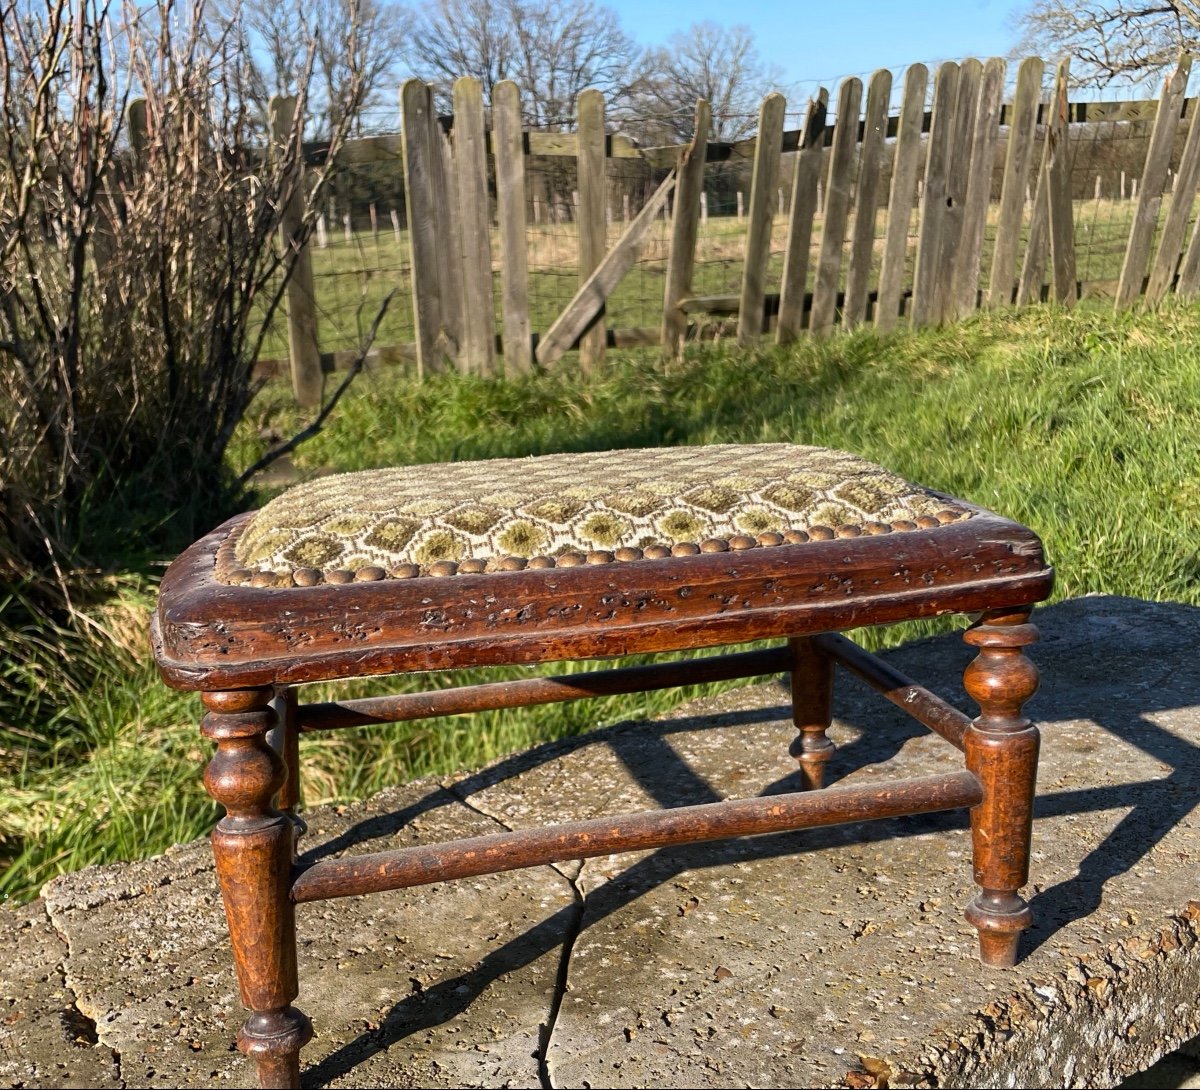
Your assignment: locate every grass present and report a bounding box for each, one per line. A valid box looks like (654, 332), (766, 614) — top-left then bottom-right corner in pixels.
(5, 300), (1200, 902)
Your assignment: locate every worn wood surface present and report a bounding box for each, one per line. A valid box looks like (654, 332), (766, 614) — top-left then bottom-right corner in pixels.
(1146, 74), (1200, 304)
(576, 89), (607, 370)
(291, 770), (985, 902)
(810, 78), (863, 337)
(492, 80), (532, 372)
(452, 78), (495, 374)
(961, 610), (1040, 967)
(536, 171), (675, 366)
(153, 506), (1051, 690)
(202, 688), (311, 1088)
(429, 90), (464, 367)
(399, 80), (443, 375)
(269, 96), (322, 408)
(987, 58), (1044, 308)
(776, 88), (829, 343)
(875, 65), (928, 333)
(737, 92), (786, 345)
(912, 62), (960, 327)
(1045, 60), (1077, 306)
(662, 100), (710, 358)
(788, 636), (835, 790)
(952, 59), (1006, 320)
(843, 70), (892, 329)
(1117, 56), (1193, 309)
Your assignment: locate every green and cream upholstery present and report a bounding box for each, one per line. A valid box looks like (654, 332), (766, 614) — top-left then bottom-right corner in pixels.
(220, 443), (971, 587)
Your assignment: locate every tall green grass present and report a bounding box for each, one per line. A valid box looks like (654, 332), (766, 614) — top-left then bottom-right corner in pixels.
(5, 301), (1200, 901)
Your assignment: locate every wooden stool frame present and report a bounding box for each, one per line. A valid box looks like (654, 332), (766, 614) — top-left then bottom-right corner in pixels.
(153, 503), (1053, 1089)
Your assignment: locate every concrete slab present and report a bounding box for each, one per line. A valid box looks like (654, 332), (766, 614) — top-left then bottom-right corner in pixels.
(6, 593), (1200, 1088)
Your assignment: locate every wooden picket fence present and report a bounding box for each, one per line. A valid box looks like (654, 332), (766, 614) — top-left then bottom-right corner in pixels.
(258, 54), (1200, 405)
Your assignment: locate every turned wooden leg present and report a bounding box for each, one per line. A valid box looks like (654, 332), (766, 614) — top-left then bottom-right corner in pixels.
(961, 609), (1040, 968)
(267, 687), (306, 849)
(202, 688), (312, 1089)
(788, 636), (835, 790)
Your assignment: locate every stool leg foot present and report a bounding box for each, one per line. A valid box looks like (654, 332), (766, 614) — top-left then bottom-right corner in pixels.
(961, 609), (1040, 968)
(203, 689), (312, 1090)
(788, 636), (835, 790)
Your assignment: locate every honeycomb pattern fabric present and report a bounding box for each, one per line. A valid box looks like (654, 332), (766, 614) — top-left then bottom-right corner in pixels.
(223, 444), (971, 586)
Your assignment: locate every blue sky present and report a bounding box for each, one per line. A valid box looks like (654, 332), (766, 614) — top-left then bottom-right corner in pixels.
(607, 0), (1026, 91)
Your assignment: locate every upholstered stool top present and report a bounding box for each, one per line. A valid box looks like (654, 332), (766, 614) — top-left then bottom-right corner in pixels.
(221, 443), (971, 587)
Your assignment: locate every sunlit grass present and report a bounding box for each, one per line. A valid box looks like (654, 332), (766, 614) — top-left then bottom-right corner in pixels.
(5, 300), (1200, 901)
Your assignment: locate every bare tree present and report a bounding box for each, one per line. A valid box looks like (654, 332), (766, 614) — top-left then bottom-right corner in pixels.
(1014, 0), (1200, 86)
(405, 0), (640, 125)
(211, 0), (410, 135)
(0, 0), (368, 585)
(627, 22), (782, 144)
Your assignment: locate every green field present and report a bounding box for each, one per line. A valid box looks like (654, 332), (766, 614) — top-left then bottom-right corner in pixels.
(4, 300), (1200, 902)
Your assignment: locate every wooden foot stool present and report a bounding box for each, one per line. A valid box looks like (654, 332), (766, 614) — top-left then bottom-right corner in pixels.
(151, 443), (1053, 1089)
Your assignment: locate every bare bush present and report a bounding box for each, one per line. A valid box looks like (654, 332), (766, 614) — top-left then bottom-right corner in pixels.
(0, 0), (362, 592)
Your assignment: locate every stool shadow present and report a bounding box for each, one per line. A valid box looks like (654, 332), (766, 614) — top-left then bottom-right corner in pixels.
(298, 596), (1200, 1087)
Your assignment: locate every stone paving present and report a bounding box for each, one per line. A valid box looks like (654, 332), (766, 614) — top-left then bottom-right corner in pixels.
(3, 594), (1200, 1088)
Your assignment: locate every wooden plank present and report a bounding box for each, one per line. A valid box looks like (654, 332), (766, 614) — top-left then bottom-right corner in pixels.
(875, 64), (928, 333)
(809, 77), (863, 337)
(493, 80), (532, 373)
(911, 62), (960, 327)
(1016, 136), (1051, 307)
(269, 94), (323, 407)
(987, 57), (1043, 308)
(1146, 71), (1200, 304)
(451, 76), (496, 374)
(843, 69), (892, 329)
(576, 89), (607, 370)
(932, 58), (980, 324)
(737, 92), (787, 345)
(524, 130), (642, 160)
(776, 88), (829, 344)
(429, 87), (463, 366)
(399, 80), (443, 375)
(536, 171), (675, 366)
(951, 58), (1006, 321)
(662, 99), (711, 358)
(1045, 59), (1077, 305)
(1116, 55), (1193, 309)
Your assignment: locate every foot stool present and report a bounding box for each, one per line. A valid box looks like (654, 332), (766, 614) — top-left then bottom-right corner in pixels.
(151, 443), (1053, 1089)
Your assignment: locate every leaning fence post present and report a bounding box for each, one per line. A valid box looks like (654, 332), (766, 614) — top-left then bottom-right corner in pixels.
(400, 79), (444, 376)
(452, 76), (496, 375)
(1116, 54), (1192, 310)
(269, 94), (322, 408)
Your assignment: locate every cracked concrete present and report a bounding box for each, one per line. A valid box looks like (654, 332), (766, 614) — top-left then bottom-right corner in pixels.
(5, 594), (1200, 1087)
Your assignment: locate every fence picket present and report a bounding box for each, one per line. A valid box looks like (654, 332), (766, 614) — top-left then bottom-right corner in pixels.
(452, 77), (496, 375)
(1146, 96), (1200, 303)
(988, 57), (1043, 308)
(875, 65), (928, 332)
(399, 80), (442, 375)
(429, 88), (464, 366)
(810, 78), (863, 337)
(776, 88), (829, 343)
(269, 94), (322, 407)
(577, 89), (607, 371)
(1045, 59), (1077, 305)
(844, 69), (892, 329)
(1117, 55), (1192, 309)
(951, 58), (1006, 320)
(493, 80), (532, 373)
(663, 99), (710, 358)
(912, 62), (960, 327)
(738, 92), (787, 345)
